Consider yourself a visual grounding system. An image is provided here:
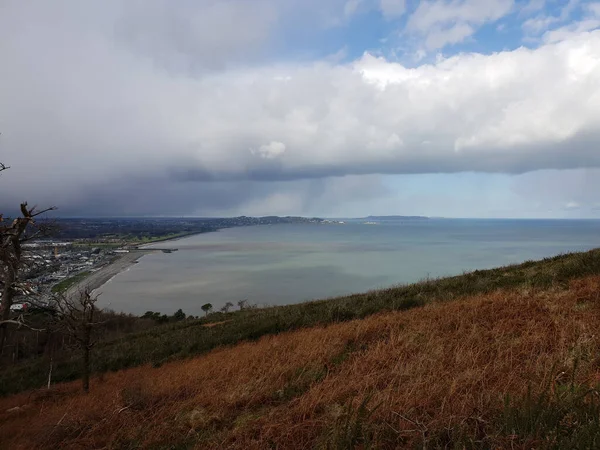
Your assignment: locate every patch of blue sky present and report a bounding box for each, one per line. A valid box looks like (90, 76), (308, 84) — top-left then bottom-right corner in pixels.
(270, 9), (400, 64)
(268, 0), (598, 67)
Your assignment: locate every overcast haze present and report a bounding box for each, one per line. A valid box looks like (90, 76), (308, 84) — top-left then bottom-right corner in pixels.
(1, 0), (600, 218)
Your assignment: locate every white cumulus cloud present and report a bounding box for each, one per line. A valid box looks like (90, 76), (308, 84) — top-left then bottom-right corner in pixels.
(379, 0), (406, 18)
(252, 141), (287, 159)
(1, 0), (600, 216)
(406, 0), (514, 50)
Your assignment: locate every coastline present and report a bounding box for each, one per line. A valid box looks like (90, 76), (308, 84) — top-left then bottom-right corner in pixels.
(65, 223), (322, 303)
(64, 251), (153, 300)
(136, 230), (214, 247)
(137, 229), (217, 248)
(64, 230), (214, 300)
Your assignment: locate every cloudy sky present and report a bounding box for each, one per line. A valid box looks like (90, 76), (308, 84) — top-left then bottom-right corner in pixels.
(1, 0), (600, 218)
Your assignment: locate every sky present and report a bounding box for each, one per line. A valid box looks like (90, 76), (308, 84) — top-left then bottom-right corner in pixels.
(1, 0), (600, 218)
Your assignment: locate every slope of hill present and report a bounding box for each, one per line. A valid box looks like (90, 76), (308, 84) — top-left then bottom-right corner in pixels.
(3, 254), (600, 448)
(3, 250), (600, 397)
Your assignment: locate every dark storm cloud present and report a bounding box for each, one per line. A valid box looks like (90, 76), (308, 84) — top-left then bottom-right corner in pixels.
(28, 174), (390, 218)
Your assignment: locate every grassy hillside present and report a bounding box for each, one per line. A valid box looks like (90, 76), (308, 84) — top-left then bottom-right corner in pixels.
(3, 249), (600, 396)
(3, 272), (600, 448)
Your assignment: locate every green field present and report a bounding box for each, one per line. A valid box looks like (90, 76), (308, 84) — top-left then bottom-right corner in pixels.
(126, 231), (201, 245)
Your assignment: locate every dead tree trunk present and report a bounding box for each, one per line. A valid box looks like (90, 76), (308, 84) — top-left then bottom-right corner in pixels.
(0, 205), (29, 354)
(0, 264), (15, 353)
(0, 201), (56, 356)
(54, 289), (103, 393)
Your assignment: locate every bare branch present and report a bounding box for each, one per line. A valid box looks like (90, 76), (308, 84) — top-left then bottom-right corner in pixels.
(0, 156), (58, 360)
(0, 316), (45, 332)
(30, 206), (58, 218)
(51, 289), (106, 392)
(0, 191), (57, 355)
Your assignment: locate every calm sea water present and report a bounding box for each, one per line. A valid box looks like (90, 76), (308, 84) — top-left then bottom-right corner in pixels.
(98, 219), (600, 315)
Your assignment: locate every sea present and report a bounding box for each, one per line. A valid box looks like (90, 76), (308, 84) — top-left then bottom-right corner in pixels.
(97, 219), (600, 315)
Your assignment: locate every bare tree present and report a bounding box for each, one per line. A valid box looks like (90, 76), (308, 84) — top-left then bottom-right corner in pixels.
(53, 288), (105, 393)
(220, 301), (234, 313)
(0, 163), (56, 353)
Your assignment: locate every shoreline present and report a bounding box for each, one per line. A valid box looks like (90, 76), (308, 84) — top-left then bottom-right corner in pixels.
(64, 229), (218, 301)
(137, 229), (218, 249)
(136, 229), (217, 248)
(65, 224), (317, 303)
(65, 250), (155, 300)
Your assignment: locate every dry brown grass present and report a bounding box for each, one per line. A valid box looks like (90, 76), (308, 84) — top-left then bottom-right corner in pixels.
(3, 276), (600, 449)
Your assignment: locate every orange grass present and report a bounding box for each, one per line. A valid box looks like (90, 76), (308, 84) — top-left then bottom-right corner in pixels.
(2, 276), (600, 449)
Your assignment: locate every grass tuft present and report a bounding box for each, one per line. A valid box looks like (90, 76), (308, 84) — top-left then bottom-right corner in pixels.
(321, 393), (381, 450)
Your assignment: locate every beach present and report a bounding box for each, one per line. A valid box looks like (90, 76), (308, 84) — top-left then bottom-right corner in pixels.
(61, 230), (208, 302)
(64, 251), (155, 300)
